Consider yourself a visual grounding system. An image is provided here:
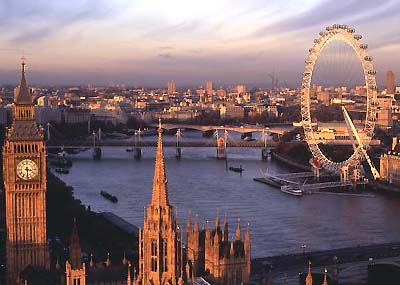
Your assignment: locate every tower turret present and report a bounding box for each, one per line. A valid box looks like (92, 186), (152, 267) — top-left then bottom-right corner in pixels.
(69, 219), (82, 269)
(105, 252), (111, 267)
(245, 223), (251, 248)
(306, 261), (313, 285)
(245, 223), (251, 283)
(4, 58), (49, 284)
(127, 263), (131, 285)
(223, 214), (228, 242)
(194, 215), (199, 233)
(322, 267), (328, 285)
(139, 119), (183, 284)
(215, 210), (220, 230)
(235, 218), (241, 241)
(151, 118), (169, 207)
(14, 57), (35, 121)
(65, 220), (86, 285)
(187, 212), (192, 233)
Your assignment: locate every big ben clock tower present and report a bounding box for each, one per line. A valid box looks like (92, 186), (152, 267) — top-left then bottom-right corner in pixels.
(3, 59), (49, 284)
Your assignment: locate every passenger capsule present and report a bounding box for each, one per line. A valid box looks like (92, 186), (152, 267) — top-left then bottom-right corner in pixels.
(360, 44), (368, 49)
(354, 35), (362, 40)
(364, 56), (373, 61)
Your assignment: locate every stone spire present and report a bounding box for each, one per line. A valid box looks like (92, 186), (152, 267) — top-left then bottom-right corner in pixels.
(215, 210), (220, 230)
(235, 218), (241, 241)
(223, 214), (228, 242)
(187, 212), (192, 232)
(69, 219), (83, 269)
(194, 215), (199, 233)
(122, 252), (128, 265)
(89, 254), (94, 267)
(55, 256), (61, 270)
(230, 240), (235, 257)
(105, 252), (111, 267)
(245, 223), (251, 251)
(15, 56), (33, 105)
(245, 223), (250, 242)
(127, 262), (131, 285)
(322, 267), (328, 285)
(306, 261), (313, 285)
(151, 118), (170, 206)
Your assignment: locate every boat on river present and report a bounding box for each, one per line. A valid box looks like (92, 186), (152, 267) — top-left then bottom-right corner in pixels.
(100, 191), (118, 203)
(229, 165), (244, 173)
(280, 185), (303, 196)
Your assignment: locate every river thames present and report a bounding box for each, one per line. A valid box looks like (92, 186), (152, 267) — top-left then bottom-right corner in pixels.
(54, 131), (400, 259)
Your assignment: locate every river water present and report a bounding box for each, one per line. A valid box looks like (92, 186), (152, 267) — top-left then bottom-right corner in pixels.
(53, 131), (400, 258)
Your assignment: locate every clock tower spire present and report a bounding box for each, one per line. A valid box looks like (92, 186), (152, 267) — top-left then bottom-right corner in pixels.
(3, 59), (49, 284)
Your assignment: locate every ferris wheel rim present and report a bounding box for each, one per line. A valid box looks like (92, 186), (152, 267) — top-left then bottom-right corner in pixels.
(300, 24), (378, 173)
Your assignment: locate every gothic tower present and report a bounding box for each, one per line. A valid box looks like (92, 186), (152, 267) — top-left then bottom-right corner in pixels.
(187, 213), (251, 285)
(3, 59), (49, 284)
(66, 220), (86, 285)
(138, 120), (183, 285)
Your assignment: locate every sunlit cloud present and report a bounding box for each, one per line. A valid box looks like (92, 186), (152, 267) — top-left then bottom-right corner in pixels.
(0, 0), (398, 86)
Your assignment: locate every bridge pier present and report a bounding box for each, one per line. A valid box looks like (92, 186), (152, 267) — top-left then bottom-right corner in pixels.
(92, 147), (102, 160)
(261, 148), (270, 161)
(134, 147), (142, 160)
(261, 129), (271, 161)
(313, 165), (320, 182)
(176, 147), (181, 160)
(92, 130), (101, 160)
(176, 129), (182, 160)
(217, 137), (227, 160)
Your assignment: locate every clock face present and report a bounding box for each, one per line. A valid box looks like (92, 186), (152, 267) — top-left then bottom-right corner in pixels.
(16, 159), (38, 180)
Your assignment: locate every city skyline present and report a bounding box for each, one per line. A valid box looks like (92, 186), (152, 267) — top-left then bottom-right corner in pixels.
(0, 0), (399, 86)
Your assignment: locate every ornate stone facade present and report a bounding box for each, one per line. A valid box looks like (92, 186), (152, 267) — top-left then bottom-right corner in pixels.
(380, 137), (400, 184)
(186, 214), (251, 285)
(138, 121), (184, 285)
(66, 221), (86, 285)
(3, 61), (49, 284)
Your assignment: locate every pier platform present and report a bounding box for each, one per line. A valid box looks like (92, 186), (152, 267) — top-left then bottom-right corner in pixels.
(100, 212), (139, 237)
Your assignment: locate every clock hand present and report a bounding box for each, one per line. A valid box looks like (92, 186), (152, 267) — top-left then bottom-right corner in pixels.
(25, 167), (32, 177)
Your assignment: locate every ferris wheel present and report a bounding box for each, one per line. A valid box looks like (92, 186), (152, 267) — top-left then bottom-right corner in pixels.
(300, 24), (379, 175)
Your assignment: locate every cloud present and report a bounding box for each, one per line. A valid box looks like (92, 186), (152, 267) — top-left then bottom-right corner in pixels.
(143, 19), (201, 40)
(0, 0), (130, 44)
(159, 46), (175, 50)
(251, 0), (395, 37)
(158, 53), (173, 59)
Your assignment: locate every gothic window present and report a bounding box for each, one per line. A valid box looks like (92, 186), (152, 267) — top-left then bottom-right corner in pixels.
(162, 239), (168, 272)
(151, 239), (157, 272)
(73, 279), (81, 285)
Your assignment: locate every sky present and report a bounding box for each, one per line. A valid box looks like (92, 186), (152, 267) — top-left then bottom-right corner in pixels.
(0, 0), (399, 87)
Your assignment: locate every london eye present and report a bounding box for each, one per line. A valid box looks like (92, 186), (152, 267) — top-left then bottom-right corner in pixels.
(300, 24), (379, 177)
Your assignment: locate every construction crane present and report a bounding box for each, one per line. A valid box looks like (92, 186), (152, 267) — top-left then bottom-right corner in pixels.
(341, 106), (380, 180)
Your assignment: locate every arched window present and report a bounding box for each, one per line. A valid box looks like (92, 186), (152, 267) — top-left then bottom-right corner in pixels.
(162, 239), (168, 272)
(151, 240), (158, 272)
